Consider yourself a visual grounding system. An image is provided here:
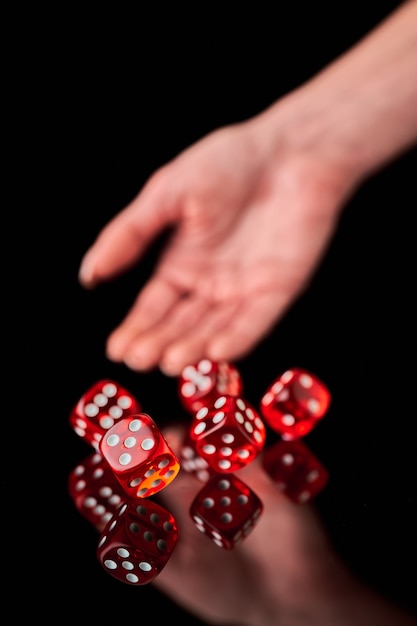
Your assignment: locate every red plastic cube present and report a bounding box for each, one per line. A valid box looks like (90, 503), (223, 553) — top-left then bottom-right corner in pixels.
(262, 438), (329, 503)
(68, 451), (125, 531)
(260, 368), (331, 440)
(179, 359), (243, 414)
(190, 473), (263, 549)
(189, 394), (266, 473)
(97, 499), (179, 585)
(99, 413), (180, 498)
(70, 379), (142, 449)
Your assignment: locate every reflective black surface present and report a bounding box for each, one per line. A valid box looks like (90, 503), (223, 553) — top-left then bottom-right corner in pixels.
(13, 3), (416, 622)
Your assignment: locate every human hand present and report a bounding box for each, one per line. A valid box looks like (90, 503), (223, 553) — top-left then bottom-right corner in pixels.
(152, 425), (417, 626)
(78, 111), (353, 376)
(78, 0), (417, 378)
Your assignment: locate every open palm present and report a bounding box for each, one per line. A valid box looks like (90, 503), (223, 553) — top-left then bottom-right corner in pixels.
(79, 119), (352, 376)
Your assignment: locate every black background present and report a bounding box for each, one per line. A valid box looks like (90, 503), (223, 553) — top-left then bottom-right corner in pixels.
(9, 2), (416, 622)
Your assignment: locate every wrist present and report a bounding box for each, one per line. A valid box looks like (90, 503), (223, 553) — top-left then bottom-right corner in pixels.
(252, 0), (417, 187)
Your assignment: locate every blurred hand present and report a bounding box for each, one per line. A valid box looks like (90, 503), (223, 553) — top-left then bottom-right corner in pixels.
(78, 1), (417, 379)
(152, 425), (417, 626)
(78, 117), (351, 375)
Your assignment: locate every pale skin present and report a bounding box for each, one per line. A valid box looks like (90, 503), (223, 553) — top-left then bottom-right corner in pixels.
(78, 3), (417, 622)
(154, 426), (417, 626)
(79, 0), (417, 378)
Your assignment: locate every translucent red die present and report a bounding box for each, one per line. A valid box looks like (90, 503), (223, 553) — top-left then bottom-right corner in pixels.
(97, 499), (179, 585)
(189, 394), (266, 473)
(262, 438), (329, 503)
(68, 451), (126, 532)
(260, 368), (331, 440)
(190, 473), (263, 549)
(70, 379), (142, 449)
(99, 413), (180, 499)
(178, 359), (243, 414)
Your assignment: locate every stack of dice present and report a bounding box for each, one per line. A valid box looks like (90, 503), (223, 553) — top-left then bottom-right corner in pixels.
(259, 367), (331, 503)
(178, 359), (266, 550)
(68, 364), (331, 584)
(178, 361), (332, 548)
(68, 379), (181, 585)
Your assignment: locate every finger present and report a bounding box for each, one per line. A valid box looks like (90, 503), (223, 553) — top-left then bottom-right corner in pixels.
(159, 300), (241, 376)
(120, 296), (211, 371)
(106, 278), (186, 362)
(78, 172), (178, 288)
(207, 290), (292, 362)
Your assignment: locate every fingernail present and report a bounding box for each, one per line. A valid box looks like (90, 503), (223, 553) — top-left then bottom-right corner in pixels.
(106, 340), (125, 363)
(78, 261), (92, 286)
(78, 252), (98, 287)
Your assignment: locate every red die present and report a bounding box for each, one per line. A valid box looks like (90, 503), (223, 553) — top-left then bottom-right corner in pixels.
(97, 499), (179, 585)
(99, 413), (180, 498)
(262, 438), (329, 503)
(190, 474), (263, 549)
(178, 359), (243, 414)
(189, 395), (266, 473)
(70, 379), (142, 449)
(68, 451), (125, 532)
(260, 368), (331, 440)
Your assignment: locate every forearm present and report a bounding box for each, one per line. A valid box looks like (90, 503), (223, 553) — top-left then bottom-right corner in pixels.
(255, 0), (417, 185)
(316, 586), (417, 626)
(258, 572), (417, 626)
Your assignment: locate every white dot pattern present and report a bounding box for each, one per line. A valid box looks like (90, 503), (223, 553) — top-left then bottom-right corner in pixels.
(180, 445), (212, 482)
(179, 360), (243, 411)
(262, 439), (329, 505)
(68, 452), (125, 532)
(180, 361), (215, 398)
(191, 396), (266, 472)
(299, 374), (313, 388)
(259, 368), (331, 438)
(70, 379), (141, 447)
(190, 475), (263, 549)
(100, 415), (180, 498)
(97, 500), (178, 585)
